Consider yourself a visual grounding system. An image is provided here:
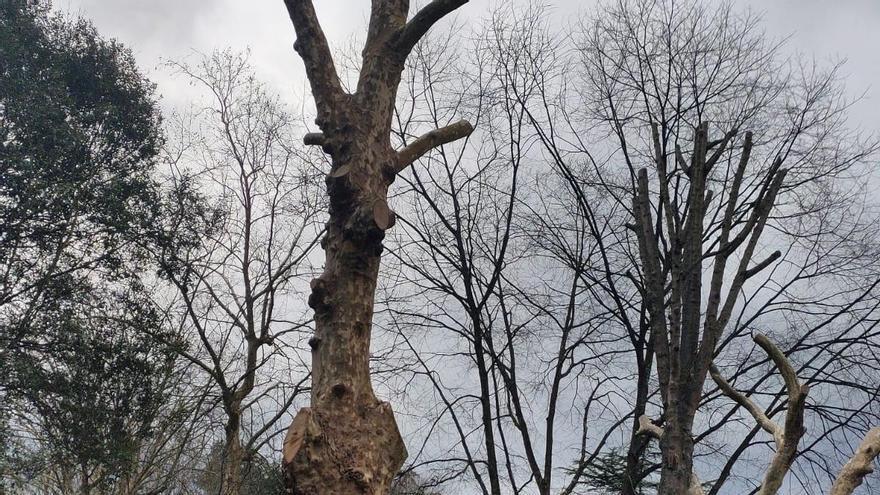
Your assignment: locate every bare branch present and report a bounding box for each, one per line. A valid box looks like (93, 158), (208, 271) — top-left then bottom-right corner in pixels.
(637, 415), (664, 440)
(396, 0), (470, 56)
(830, 428), (880, 495)
(303, 132), (325, 146)
(710, 365), (781, 446)
(705, 128), (738, 171)
(744, 250), (782, 280)
(754, 334), (805, 399)
(283, 0), (344, 120)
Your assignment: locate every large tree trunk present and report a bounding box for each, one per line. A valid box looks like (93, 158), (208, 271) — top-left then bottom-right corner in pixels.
(280, 1), (472, 493)
(283, 133), (407, 494)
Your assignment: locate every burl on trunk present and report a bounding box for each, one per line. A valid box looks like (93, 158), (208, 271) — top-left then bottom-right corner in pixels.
(279, 1), (472, 493)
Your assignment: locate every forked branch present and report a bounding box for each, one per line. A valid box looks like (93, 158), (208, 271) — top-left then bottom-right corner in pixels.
(711, 334), (809, 495)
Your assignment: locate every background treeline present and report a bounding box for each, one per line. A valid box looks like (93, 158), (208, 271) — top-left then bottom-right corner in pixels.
(2, 0), (879, 494)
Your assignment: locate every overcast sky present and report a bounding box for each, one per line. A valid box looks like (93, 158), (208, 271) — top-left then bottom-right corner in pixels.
(54, 0), (880, 134)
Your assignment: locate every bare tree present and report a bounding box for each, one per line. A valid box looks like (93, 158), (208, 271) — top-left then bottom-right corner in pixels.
(154, 50), (319, 495)
(376, 2), (880, 494)
(378, 7), (643, 495)
(575, 1), (880, 493)
(279, 1), (473, 493)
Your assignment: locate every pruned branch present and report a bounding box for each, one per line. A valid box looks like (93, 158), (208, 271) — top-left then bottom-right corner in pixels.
(303, 132), (325, 146)
(396, 0), (470, 56)
(744, 250), (782, 280)
(712, 334), (808, 495)
(394, 120), (474, 173)
(637, 414), (663, 440)
(705, 128), (738, 171)
(830, 428), (880, 495)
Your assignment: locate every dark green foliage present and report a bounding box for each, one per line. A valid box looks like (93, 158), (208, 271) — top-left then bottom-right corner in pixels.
(0, 0), (168, 490)
(574, 447), (659, 495)
(9, 281), (178, 491)
(0, 0), (161, 312)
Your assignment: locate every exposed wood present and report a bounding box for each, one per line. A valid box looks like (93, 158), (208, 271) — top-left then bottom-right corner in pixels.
(394, 120), (474, 174)
(830, 428), (880, 495)
(710, 334), (809, 495)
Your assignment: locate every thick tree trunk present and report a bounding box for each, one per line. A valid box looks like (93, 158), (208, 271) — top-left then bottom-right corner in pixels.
(282, 136), (407, 494)
(280, 2), (472, 493)
(658, 411), (697, 495)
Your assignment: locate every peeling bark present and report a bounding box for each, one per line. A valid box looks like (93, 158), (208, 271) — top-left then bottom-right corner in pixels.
(830, 428), (880, 495)
(280, 1), (472, 493)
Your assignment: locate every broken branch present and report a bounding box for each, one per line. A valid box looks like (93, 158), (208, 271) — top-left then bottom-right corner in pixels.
(303, 132), (325, 146)
(830, 428), (880, 495)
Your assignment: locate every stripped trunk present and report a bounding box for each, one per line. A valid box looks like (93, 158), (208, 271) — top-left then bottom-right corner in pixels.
(280, 1), (472, 493)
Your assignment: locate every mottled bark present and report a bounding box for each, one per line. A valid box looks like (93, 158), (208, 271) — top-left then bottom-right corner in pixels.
(830, 428), (880, 495)
(710, 334), (809, 495)
(280, 1), (472, 493)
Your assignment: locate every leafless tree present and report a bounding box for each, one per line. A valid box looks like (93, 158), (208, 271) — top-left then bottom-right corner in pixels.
(377, 7), (640, 494)
(373, 1), (880, 494)
(574, 0), (880, 493)
(154, 50), (320, 495)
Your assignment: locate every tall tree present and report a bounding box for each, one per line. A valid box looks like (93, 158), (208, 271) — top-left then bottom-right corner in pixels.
(155, 51), (319, 495)
(280, 1), (473, 493)
(574, 1), (880, 492)
(0, 1), (166, 490)
(379, 2), (880, 494)
(8, 282), (177, 495)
